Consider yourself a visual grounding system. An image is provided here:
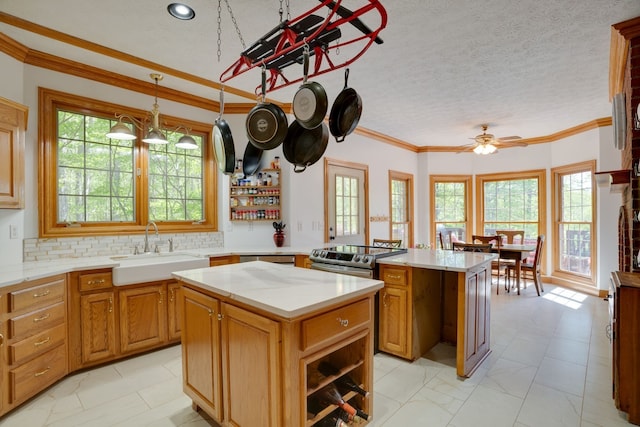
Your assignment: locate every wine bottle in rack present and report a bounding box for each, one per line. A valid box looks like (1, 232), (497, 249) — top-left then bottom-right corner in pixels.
(317, 361), (370, 397)
(313, 383), (370, 422)
(315, 415), (349, 427)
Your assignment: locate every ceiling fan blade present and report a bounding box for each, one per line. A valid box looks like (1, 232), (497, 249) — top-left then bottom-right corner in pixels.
(496, 135), (522, 141)
(494, 140), (528, 148)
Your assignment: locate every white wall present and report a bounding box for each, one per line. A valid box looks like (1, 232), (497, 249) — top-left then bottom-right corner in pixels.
(0, 54), (621, 289)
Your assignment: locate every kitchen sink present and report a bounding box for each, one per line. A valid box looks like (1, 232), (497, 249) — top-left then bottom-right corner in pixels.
(112, 252), (209, 285)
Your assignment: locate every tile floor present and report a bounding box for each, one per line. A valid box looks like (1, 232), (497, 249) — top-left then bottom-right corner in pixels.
(0, 283), (634, 426)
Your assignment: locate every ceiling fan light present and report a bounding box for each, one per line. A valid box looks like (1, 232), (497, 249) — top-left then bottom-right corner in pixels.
(106, 121), (137, 140)
(143, 128), (168, 144)
(175, 134), (198, 149)
(474, 143), (497, 155)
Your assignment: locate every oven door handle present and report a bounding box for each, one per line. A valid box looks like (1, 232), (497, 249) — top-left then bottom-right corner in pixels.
(310, 262), (374, 278)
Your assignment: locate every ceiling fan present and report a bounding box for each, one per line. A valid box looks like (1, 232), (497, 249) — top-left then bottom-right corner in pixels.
(460, 124), (527, 154)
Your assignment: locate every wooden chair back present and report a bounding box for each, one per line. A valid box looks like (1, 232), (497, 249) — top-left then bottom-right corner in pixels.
(372, 238), (402, 248)
(496, 230), (524, 244)
(452, 242), (492, 252)
(437, 232), (445, 249)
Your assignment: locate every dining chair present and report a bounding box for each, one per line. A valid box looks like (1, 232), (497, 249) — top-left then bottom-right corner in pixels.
(372, 238), (402, 248)
(494, 230), (524, 291)
(495, 230), (524, 244)
(472, 235), (506, 293)
(506, 234), (545, 296)
(437, 232), (445, 249)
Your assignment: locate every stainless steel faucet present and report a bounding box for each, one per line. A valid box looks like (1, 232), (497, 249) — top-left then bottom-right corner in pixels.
(144, 221), (158, 253)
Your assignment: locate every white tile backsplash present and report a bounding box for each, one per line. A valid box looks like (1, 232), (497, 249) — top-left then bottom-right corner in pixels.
(23, 232), (224, 261)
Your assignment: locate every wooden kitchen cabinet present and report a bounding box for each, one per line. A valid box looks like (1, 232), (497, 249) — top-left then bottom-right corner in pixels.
(378, 265), (442, 361)
(0, 274), (68, 414)
(209, 254), (240, 267)
(611, 272), (640, 425)
(0, 97), (27, 209)
(119, 284), (167, 354)
(68, 269), (117, 371)
(295, 254), (312, 268)
(167, 281), (182, 341)
(179, 281), (375, 427)
(458, 263), (491, 376)
(181, 287), (222, 420)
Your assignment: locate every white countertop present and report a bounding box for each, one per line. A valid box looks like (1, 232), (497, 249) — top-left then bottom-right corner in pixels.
(0, 245), (322, 289)
(172, 261), (384, 319)
(377, 248), (497, 272)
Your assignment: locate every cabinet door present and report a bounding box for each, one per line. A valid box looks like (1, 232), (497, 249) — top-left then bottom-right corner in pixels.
(459, 265), (491, 377)
(119, 285), (167, 354)
(221, 302), (281, 427)
(167, 281), (182, 341)
(0, 99), (26, 209)
(182, 287), (222, 421)
(378, 285), (408, 357)
(80, 291), (117, 364)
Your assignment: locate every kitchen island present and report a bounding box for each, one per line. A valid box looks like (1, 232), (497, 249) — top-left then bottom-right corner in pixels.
(377, 249), (496, 378)
(172, 261), (383, 427)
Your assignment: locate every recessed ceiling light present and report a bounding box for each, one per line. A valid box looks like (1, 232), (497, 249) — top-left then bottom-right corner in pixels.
(167, 3), (195, 20)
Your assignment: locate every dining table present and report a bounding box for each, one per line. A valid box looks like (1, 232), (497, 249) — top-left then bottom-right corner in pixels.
(495, 243), (536, 295)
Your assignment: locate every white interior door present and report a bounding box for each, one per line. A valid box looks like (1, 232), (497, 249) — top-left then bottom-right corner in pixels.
(326, 161), (367, 245)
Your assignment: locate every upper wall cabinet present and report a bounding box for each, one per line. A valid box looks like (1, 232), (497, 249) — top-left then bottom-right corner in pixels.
(0, 96), (27, 209)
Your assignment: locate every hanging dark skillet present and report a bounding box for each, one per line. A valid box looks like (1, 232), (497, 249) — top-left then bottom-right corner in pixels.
(292, 45), (328, 130)
(212, 89), (235, 175)
(242, 141), (263, 176)
(329, 68), (362, 142)
(283, 120), (329, 173)
(246, 67), (288, 150)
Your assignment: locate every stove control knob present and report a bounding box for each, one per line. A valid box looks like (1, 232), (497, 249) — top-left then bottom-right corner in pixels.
(362, 256), (371, 264)
(353, 255), (360, 262)
(311, 249), (319, 257)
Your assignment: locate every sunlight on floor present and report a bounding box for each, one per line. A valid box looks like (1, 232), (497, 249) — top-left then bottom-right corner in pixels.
(542, 286), (588, 309)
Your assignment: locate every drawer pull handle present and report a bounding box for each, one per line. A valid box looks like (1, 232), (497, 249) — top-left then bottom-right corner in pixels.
(109, 297), (113, 313)
(382, 291), (389, 306)
(33, 313), (50, 323)
(0, 333), (4, 347)
(337, 317), (349, 327)
(158, 290), (163, 304)
(386, 274), (401, 281)
(208, 309), (214, 317)
(88, 279), (106, 286)
(33, 290), (50, 298)
(34, 337), (51, 347)
(34, 367), (51, 377)
(169, 288), (175, 302)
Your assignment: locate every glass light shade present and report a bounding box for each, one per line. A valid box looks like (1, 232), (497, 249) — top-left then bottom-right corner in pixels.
(143, 128), (168, 144)
(175, 134), (198, 149)
(473, 143), (497, 155)
(106, 122), (137, 140)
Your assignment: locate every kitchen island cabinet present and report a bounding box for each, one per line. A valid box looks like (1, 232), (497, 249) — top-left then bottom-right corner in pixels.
(174, 261), (383, 427)
(378, 249), (494, 378)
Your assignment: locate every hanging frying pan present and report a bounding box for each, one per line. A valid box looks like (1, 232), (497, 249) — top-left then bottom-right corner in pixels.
(292, 45), (328, 129)
(329, 68), (362, 142)
(213, 89), (235, 175)
(242, 141), (263, 176)
(246, 67), (288, 150)
(283, 120), (329, 173)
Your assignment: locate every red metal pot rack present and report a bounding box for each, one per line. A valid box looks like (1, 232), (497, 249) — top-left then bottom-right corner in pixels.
(219, 0), (387, 95)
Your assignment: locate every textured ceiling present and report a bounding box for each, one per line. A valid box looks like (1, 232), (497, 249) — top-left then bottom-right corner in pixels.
(1, 0), (640, 149)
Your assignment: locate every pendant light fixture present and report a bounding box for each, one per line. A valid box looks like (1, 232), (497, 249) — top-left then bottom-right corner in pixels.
(107, 73), (197, 149)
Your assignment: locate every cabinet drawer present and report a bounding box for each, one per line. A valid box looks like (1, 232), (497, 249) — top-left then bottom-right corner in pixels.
(9, 344), (66, 404)
(79, 271), (113, 291)
(382, 267), (408, 286)
(9, 277), (65, 313)
(9, 323), (66, 365)
(9, 301), (65, 340)
(301, 299), (370, 351)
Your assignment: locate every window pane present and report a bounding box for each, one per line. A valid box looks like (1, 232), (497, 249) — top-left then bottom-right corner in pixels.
(483, 178), (539, 240)
(335, 174), (359, 236)
(434, 180), (468, 247)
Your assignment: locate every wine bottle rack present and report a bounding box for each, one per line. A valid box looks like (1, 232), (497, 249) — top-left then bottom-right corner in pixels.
(229, 168), (281, 222)
(304, 332), (371, 427)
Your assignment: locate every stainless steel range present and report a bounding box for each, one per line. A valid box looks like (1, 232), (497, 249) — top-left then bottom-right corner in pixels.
(309, 245), (407, 278)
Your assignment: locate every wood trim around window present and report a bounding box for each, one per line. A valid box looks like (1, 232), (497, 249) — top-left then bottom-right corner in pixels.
(429, 175), (473, 246)
(388, 170), (414, 248)
(550, 160), (597, 287)
(38, 87), (217, 237)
